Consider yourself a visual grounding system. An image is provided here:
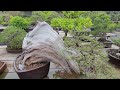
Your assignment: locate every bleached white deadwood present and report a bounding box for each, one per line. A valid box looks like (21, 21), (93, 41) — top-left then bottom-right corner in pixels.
(16, 21), (80, 74)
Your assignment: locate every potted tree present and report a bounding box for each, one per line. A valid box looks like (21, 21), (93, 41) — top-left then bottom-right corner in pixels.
(14, 58), (50, 79)
(1, 26), (26, 53)
(91, 12), (116, 48)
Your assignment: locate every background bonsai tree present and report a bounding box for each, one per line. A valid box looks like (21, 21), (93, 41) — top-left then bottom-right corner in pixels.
(90, 12), (116, 41)
(51, 18), (74, 36)
(1, 26), (27, 50)
(9, 16), (31, 30)
(72, 17), (93, 36)
(61, 18), (74, 37)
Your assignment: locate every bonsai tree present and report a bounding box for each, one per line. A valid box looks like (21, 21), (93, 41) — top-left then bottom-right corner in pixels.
(51, 18), (74, 36)
(60, 18), (74, 37)
(1, 26), (27, 50)
(73, 17), (93, 36)
(56, 36), (120, 79)
(9, 16), (31, 30)
(90, 12), (116, 41)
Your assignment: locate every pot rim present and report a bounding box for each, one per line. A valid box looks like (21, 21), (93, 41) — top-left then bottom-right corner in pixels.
(107, 49), (120, 60)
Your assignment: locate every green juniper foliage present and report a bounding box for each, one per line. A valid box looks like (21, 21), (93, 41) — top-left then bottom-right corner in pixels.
(63, 36), (120, 79)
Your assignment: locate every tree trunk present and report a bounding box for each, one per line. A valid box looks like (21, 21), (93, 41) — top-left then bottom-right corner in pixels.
(64, 30), (68, 37)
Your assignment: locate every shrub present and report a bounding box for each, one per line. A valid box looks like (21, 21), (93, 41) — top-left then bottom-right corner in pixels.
(9, 16), (31, 29)
(1, 26), (27, 49)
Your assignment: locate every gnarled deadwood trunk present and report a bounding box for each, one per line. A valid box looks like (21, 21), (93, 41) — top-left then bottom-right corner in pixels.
(15, 21), (79, 74)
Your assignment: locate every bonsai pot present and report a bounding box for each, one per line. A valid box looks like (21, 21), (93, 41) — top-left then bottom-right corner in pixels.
(6, 47), (22, 53)
(0, 61), (7, 75)
(0, 42), (7, 46)
(14, 60), (50, 79)
(104, 41), (113, 48)
(107, 49), (120, 66)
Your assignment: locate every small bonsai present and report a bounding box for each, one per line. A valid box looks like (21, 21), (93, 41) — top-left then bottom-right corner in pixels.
(1, 26), (27, 50)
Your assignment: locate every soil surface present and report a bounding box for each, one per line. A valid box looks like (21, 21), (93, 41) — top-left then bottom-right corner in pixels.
(25, 62), (46, 70)
(16, 60), (47, 71)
